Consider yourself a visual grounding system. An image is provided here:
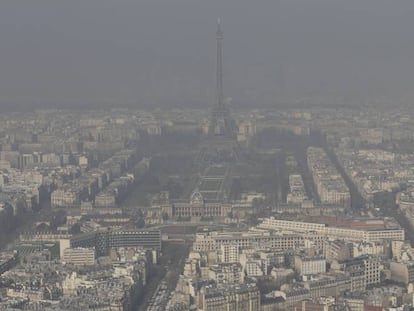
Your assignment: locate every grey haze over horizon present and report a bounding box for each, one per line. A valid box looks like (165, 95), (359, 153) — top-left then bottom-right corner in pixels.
(1, 0), (414, 109)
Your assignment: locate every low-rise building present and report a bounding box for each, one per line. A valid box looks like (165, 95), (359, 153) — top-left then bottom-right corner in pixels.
(390, 261), (414, 284)
(62, 247), (95, 266)
(294, 256), (326, 276)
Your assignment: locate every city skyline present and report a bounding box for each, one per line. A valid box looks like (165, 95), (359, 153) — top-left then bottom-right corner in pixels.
(2, 1), (414, 310)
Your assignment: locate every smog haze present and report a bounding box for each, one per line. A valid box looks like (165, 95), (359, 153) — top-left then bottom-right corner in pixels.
(1, 0), (414, 108)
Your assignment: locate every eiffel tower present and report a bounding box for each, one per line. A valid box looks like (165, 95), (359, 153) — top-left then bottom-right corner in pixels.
(208, 19), (237, 139)
(188, 20), (240, 201)
(197, 20), (239, 167)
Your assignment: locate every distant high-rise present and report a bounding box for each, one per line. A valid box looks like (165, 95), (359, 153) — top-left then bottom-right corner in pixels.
(208, 19), (236, 138)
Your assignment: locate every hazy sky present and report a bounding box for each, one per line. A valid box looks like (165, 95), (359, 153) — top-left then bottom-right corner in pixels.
(1, 0), (414, 108)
